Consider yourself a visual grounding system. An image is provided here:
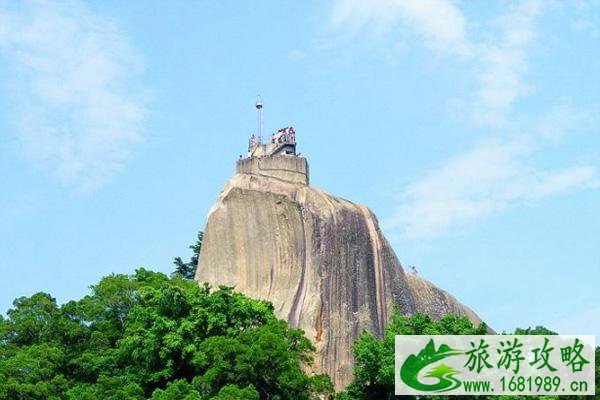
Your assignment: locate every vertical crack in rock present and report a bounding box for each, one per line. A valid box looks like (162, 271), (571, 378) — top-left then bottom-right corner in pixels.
(315, 301), (324, 343)
(288, 204), (308, 327)
(359, 205), (387, 335)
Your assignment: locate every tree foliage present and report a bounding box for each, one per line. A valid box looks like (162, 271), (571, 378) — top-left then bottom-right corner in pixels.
(338, 310), (488, 400)
(173, 231), (204, 279)
(0, 264), (596, 400)
(0, 269), (331, 400)
(337, 310), (597, 400)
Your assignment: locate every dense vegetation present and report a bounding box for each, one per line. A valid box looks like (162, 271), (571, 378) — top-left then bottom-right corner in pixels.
(173, 231), (203, 279)
(0, 270), (331, 399)
(337, 311), (487, 400)
(337, 311), (599, 400)
(0, 236), (596, 399)
(1, 272), (598, 400)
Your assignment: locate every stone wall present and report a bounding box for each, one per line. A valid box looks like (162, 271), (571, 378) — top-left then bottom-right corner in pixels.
(236, 156), (309, 185)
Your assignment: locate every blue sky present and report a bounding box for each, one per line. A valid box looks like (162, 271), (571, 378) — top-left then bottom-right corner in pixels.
(1, 0), (599, 338)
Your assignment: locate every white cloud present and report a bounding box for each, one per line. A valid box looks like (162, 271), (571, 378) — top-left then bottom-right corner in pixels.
(330, 0), (471, 56)
(387, 138), (597, 239)
(328, 1), (598, 239)
(0, 0), (146, 191)
(471, 0), (541, 126)
(350, 0), (600, 239)
(388, 99), (599, 239)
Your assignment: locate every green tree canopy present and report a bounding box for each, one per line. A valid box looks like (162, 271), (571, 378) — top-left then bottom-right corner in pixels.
(1, 266), (595, 400)
(338, 310), (597, 400)
(173, 231), (204, 279)
(0, 269), (331, 400)
(338, 310), (488, 400)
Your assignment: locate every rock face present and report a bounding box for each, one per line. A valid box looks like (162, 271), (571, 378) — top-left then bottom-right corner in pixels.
(405, 273), (483, 323)
(196, 158), (484, 389)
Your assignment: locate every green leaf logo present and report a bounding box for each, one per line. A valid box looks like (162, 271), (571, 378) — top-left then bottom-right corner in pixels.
(400, 339), (464, 392)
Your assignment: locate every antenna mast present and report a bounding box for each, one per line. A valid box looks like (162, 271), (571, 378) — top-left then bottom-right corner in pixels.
(255, 96), (263, 145)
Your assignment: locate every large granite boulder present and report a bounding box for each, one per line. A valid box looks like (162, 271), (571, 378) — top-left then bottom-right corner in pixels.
(196, 170), (484, 389)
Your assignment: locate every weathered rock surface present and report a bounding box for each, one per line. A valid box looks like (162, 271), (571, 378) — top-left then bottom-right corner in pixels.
(406, 273), (482, 324)
(196, 171), (484, 389)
